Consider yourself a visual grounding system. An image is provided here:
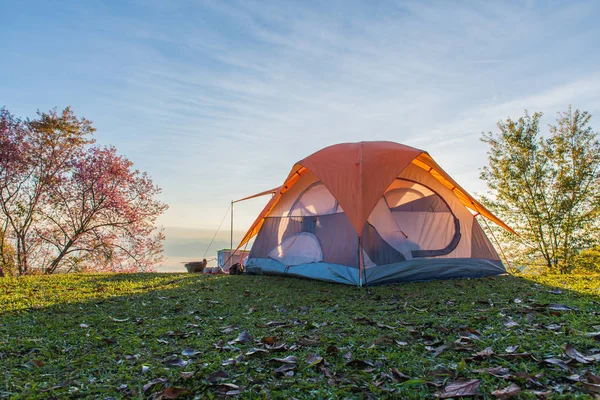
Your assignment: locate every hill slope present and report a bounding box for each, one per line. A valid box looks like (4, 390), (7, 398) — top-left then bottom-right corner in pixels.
(0, 273), (599, 398)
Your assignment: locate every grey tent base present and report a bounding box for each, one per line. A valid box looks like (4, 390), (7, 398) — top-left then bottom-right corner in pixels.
(245, 257), (505, 286)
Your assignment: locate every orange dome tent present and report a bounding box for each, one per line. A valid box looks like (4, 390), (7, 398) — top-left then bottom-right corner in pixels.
(236, 141), (512, 286)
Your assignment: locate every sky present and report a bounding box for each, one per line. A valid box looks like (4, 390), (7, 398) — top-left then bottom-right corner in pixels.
(2, 0), (600, 269)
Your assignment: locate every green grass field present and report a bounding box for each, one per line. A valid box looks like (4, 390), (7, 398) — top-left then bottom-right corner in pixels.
(0, 273), (599, 399)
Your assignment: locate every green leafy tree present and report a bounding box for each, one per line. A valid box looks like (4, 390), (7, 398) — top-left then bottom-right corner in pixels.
(480, 107), (600, 274)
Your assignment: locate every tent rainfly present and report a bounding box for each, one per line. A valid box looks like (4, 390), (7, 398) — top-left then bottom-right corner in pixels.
(235, 141), (513, 286)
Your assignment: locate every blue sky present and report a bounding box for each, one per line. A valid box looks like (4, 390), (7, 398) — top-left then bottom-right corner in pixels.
(2, 0), (600, 258)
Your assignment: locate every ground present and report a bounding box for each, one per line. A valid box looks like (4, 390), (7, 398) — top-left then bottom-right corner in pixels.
(0, 273), (599, 399)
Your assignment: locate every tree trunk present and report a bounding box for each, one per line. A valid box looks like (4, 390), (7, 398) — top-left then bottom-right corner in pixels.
(16, 237), (23, 275)
(15, 235), (30, 275)
(47, 238), (76, 274)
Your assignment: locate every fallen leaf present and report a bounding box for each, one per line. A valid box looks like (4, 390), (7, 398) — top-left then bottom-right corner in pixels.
(298, 337), (320, 346)
(436, 379), (480, 398)
(326, 345), (339, 354)
(368, 336), (395, 348)
(543, 358), (570, 371)
(165, 357), (189, 367)
(181, 348), (201, 357)
(505, 345), (519, 353)
(274, 363), (296, 375)
(544, 324), (562, 331)
(155, 387), (189, 399)
(180, 371), (194, 379)
(261, 336), (276, 345)
(587, 372), (600, 384)
(101, 337), (117, 345)
(265, 343), (287, 352)
(565, 343), (594, 364)
(306, 354), (324, 367)
(547, 303), (578, 312)
(109, 316), (130, 323)
(492, 383), (521, 399)
(473, 366), (510, 378)
(231, 331), (253, 344)
(207, 370), (230, 383)
(143, 378), (167, 392)
(581, 331), (600, 340)
(458, 328), (482, 341)
(245, 348), (268, 356)
(475, 347), (494, 359)
(391, 368), (410, 382)
(221, 358), (237, 366)
(258, 321), (287, 328)
(219, 326), (236, 334)
(581, 382), (600, 394)
(215, 343), (240, 352)
(79, 323), (89, 328)
(503, 319), (519, 328)
(432, 344), (450, 358)
(270, 356), (297, 364)
(168, 330), (190, 339)
(26, 359), (44, 368)
(512, 371), (544, 383)
(212, 383), (240, 394)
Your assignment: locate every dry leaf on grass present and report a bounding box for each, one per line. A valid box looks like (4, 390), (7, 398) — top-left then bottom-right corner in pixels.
(154, 387), (189, 399)
(436, 379), (480, 398)
(565, 343), (594, 364)
(492, 383), (521, 399)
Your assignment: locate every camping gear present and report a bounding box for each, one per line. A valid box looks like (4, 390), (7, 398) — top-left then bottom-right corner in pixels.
(217, 249), (250, 272)
(203, 266), (225, 275)
(184, 259), (207, 273)
(229, 263), (244, 275)
(235, 141), (513, 286)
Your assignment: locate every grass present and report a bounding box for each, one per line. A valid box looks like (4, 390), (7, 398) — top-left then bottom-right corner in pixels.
(0, 273), (599, 399)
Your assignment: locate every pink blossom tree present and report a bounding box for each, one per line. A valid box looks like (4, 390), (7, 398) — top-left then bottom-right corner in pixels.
(41, 146), (167, 273)
(0, 107), (94, 274)
(0, 107), (167, 275)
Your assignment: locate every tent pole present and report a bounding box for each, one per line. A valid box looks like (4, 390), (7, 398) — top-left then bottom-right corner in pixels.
(230, 200), (234, 269)
(358, 236), (364, 287)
